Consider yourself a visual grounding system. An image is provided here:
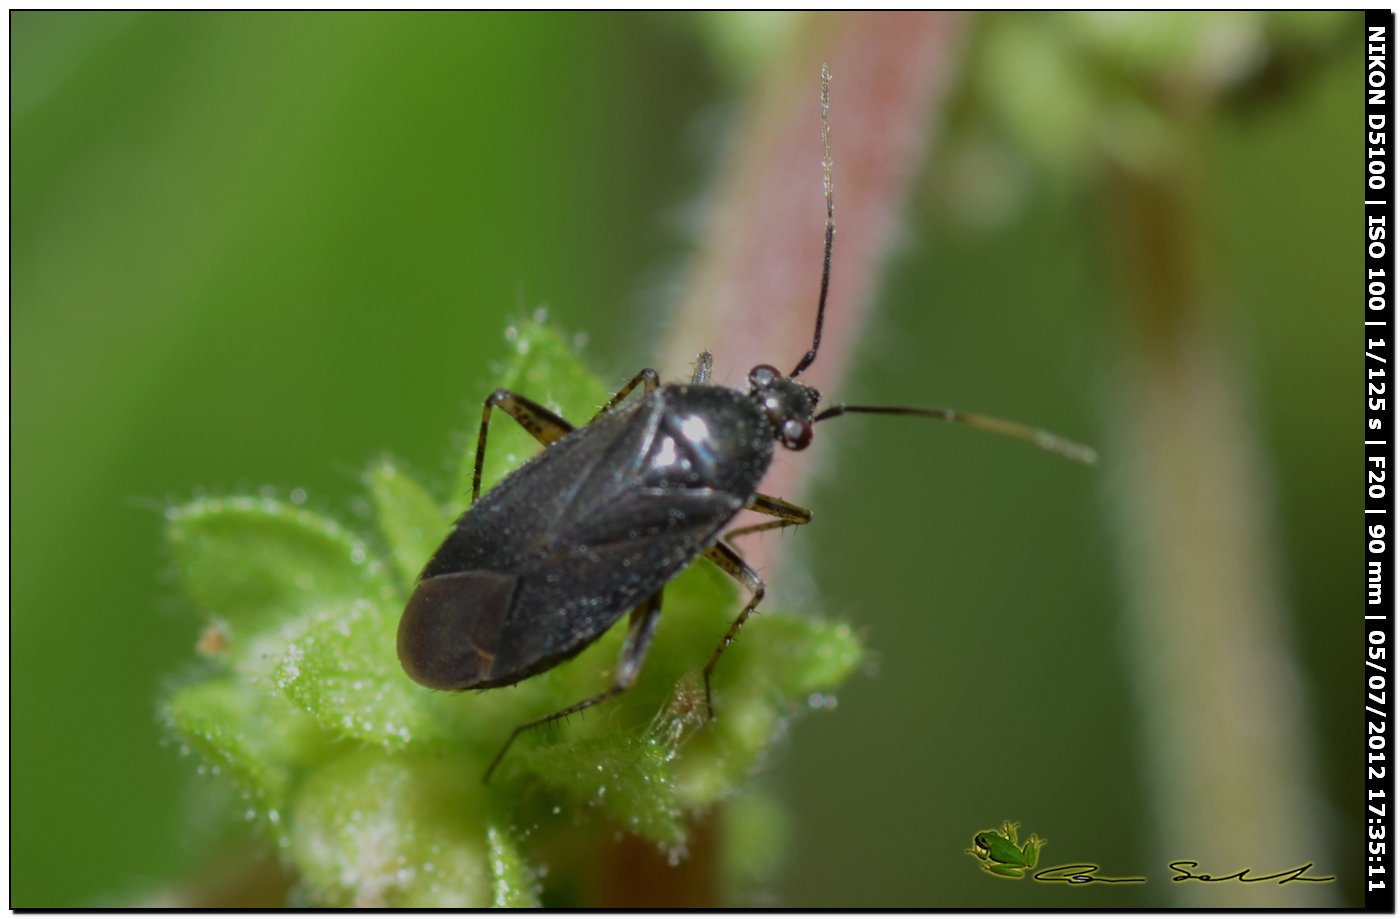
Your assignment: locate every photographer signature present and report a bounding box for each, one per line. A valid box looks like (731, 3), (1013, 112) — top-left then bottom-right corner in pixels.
(965, 823), (1334, 886)
(1028, 861), (1335, 887)
(1166, 860), (1335, 885)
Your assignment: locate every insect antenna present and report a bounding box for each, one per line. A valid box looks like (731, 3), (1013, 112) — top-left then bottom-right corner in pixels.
(790, 65), (1093, 467)
(812, 404), (1098, 465)
(790, 63), (834, 381)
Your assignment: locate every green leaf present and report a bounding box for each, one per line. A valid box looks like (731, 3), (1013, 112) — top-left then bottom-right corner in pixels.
(486, 825), (541, 908)
(731, 612), (864, 701)
(162, 676), (334, 844)
(364, 458), (454, 591)
(166, 496), (394, 676)
(671, 610), (864, 808)
(521, 729), (687, 850)
(272, 595), (450, 750)
(289, 749), (503, 908)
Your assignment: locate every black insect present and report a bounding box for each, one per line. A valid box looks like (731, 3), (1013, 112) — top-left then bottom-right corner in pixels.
(397, 66), (1095, 781)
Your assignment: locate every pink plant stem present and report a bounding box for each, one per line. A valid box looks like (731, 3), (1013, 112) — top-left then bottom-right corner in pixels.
(664, 12), (969, 578)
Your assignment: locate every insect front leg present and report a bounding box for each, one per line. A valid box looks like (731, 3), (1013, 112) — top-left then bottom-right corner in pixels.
(471, 390), (575, 502)
(586, 367), (660, 424)
(700, 541), (770, 720)
(724, 492), (812, 542)
(483, 591), (664, 783)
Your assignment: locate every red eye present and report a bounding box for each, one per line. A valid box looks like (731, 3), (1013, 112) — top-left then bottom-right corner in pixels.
(781, 418), (812, 450)
(748, 364), (781, 388)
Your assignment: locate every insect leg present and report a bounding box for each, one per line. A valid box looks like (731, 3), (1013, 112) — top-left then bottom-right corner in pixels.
(483, 591), (664, 783)
(700, 541), (766, 719)
(587, 367), (660, 424)
(724, 492), (812, 542)
(471, 390), (575, 502)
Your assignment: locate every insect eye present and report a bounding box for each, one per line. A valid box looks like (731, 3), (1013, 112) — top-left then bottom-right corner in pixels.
(748, 364), (781, 389)
(781, 418), (812, 450)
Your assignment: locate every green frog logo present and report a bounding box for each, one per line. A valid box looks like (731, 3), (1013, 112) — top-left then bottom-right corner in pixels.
(966, 821), (1045, 879)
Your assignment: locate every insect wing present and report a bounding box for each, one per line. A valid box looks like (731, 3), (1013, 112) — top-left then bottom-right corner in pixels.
(499, 486), (741, 679)
(405, 396), (742, 688)
(419, 403), (647, 580)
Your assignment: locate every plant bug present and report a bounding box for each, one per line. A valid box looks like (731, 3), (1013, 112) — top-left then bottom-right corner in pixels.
(397, 65), (1095, 781)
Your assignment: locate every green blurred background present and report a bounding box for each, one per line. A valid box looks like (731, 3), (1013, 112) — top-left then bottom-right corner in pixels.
(12, 11), (1359, 906)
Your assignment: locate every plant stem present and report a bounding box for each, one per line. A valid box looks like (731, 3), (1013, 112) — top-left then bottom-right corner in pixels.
(664, 11), (968, 581)
(634, 14), (966, 904)
(1103, 122), (1335, 908)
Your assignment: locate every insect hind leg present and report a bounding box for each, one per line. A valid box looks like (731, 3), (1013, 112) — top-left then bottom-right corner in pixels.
(483, 591), (664, 782)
